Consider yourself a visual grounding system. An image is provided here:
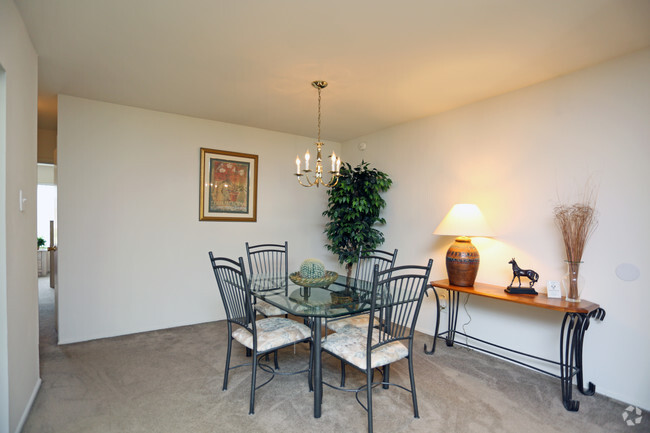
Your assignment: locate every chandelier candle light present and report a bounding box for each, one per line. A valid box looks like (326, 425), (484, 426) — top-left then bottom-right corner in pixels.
(295, 81), (341, 188)
(434, 204), (494, 287)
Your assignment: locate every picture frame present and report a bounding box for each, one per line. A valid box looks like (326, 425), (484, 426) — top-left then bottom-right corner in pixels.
(199, 148), (258, 222)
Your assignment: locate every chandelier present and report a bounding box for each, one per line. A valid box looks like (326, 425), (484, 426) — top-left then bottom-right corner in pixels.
(295, 81), (341, 188)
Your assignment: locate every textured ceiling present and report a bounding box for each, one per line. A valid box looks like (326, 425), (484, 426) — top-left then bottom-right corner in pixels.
(16, 0), (650, 141)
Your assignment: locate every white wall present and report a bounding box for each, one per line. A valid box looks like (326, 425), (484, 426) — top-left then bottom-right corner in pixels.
(36, 163), (56, 185)
(0, 1), (40, 432)
(57, 95), (341, 343)
(342, 49), (650, 410)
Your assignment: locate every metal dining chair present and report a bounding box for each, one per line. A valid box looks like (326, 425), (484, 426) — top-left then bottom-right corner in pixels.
(246, 241), (290, 318)
(209, 253), (313, 414)
(325, 248), (398, 385)
(326, 247), (398, 333)
(321, 260), (433, 433)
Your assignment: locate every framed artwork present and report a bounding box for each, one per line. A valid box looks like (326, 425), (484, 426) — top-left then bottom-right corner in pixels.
(199, 148), (258, 222)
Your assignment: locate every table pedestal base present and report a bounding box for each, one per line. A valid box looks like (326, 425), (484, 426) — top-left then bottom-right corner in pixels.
(312, 317), (323, 418)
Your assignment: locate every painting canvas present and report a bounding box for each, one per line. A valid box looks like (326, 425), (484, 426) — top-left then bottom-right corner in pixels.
(200, 148), (257, 221)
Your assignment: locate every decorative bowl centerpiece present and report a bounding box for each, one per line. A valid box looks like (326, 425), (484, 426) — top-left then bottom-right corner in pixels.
(290, 258), (338, 288)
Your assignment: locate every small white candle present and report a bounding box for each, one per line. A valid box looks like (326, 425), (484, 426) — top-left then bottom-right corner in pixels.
(305, 150), (310, 171)
(295, 155), (301, 174)
(336, 157), (341, 173)
(331, 152), (336, 172)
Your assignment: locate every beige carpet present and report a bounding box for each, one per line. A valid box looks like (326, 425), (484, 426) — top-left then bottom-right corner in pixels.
(24, 277), (643, 433)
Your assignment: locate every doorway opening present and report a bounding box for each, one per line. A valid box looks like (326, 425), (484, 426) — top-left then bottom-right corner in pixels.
(37, 163), (57, 335)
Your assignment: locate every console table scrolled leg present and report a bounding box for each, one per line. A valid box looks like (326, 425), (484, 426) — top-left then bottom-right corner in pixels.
(573, 313), (590, 396)
(560, 312), (580, 411)
(576, 308), (606, 396)
(424, 285), (441, 355)
(446, 290), (460, 347)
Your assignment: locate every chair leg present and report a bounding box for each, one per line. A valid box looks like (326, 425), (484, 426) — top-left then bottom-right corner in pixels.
(382, 364), (390, 389)
(408, 355), (419, 418)
(367, 367), (374, 433)
(249, 352), (258, 415)
(223, 335), (233, 390)
(340, 360), (346, 387)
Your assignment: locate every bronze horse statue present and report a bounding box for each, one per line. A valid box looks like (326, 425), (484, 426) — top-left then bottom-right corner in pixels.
(508, 258), (539, 288)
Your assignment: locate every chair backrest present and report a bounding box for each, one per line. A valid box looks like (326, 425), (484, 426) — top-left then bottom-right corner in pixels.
(246, 242), (288, 277)
(354, 247), (398, 283)
(367, 259), (433, 353)
(209, 253), (254, 330)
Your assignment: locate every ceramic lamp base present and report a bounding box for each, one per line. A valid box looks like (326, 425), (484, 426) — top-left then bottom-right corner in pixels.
(445, 237), (479, 287)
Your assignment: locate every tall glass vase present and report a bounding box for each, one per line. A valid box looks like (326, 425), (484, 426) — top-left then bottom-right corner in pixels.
(562, 261), (585, 302)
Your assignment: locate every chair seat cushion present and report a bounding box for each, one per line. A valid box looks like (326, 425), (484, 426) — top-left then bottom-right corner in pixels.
(254, 300), (286, 317)
(232, 317), (311, 353)
(327, 314), (379, 332)
(322, 328), (408, 370)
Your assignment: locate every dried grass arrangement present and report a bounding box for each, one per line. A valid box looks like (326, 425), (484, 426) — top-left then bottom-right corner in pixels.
(553, 189), (598, 300)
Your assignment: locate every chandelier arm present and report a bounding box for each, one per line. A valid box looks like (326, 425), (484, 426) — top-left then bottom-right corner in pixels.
(322, 174), (340, 188)
(296, 173), (315, 187)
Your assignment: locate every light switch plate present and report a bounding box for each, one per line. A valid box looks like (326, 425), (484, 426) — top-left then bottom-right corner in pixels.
(547, 280), (562, 298)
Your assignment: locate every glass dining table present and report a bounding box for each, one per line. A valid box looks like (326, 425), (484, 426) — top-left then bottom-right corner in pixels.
(248, 273), (374, 418)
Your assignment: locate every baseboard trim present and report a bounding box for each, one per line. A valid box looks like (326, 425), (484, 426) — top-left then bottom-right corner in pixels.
(14, 377), (41, 433)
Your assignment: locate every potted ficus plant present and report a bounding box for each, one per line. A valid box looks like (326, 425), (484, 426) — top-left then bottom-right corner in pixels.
(322, 161), (392, 281)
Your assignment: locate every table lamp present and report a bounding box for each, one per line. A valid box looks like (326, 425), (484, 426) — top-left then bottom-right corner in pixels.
(433, 204), (494, 287)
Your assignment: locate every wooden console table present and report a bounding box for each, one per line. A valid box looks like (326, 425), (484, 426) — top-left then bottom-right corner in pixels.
(424, 279), (606, 411)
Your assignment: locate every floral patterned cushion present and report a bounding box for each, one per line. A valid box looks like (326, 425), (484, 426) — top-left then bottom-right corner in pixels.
(254, 300), (286, 317)
(327, 314), (379, 332)
(321, 328), (408, 370)
(232, 317), (311, 353)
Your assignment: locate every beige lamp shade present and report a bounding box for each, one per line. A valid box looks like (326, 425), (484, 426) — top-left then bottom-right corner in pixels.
(434, 204), (493, 287)
(433, 204), (494, 238)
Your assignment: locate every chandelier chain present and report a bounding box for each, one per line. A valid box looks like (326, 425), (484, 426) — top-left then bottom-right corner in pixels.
(317, 87), (321, 143)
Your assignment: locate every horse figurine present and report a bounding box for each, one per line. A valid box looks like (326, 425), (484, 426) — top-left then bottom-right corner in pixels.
(508, 258), (539, 289)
